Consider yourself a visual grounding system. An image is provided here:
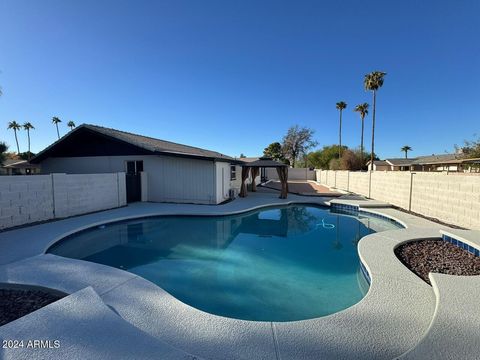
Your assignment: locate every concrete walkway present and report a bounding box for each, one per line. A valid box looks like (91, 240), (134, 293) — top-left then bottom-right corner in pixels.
(0, 189), (479, 359)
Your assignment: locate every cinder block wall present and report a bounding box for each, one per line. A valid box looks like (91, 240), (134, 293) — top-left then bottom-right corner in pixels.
(348, 171), (370, 196)
(370, 172), (412, 209)
(315, 170), (480, 230)
(0, 173), (126, 230)
(266, 168), (316, 181)
(0, 175), (54, 229)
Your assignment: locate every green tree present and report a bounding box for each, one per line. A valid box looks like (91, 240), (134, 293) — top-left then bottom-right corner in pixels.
(0, 142), (8, 166)
(52, 116), (62, 139)
(23, 122), (34, 160)
(400, 145), (412, 159)
(7, 121), (21, 154)
(263, 142), (285, 162)
(354, 103), (369, 165)
(282, 125), (317, 167)
(456, 136), (480, 158)
(336, 101), (347, 158)
(67, 120), (76, 130)
(307, 145), (348, 169)
(364, 71), (386, 169)
(18, 151), (36, 160)
(239, 153), (246, 158)
(340, 149), (368, 171)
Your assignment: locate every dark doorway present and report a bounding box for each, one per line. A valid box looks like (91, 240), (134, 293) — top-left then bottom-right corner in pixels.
(126, 160), (143, 203)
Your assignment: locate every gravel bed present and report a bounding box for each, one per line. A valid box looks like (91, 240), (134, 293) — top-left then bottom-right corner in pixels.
(0, 288), (65, 326)
(395, 239), (480, 284)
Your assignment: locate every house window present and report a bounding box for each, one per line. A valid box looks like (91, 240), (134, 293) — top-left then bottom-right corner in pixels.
(230, 165), (236, 181)
(126, 160), (144, 175)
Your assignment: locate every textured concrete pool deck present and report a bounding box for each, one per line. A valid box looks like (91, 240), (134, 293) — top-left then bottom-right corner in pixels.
(0, 188), (479, 359)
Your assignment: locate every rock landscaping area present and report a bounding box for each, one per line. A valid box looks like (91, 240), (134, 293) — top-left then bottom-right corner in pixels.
(395, 239), (480, 284)
(0, 288), (65, 326)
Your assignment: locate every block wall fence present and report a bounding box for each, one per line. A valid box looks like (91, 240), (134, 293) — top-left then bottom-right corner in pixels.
(0, 173), (127, 230)
(316, 170), (480, 230)
(266, 168), (316, 181)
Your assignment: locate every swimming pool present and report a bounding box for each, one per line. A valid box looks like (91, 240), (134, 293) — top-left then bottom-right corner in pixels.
(48, 204), (402, 321)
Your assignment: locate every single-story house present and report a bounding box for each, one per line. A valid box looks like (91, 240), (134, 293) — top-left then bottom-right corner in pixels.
(0, 159), (41, 175)
(30, 124), (244, 204)
(384, 158), (413, 171)
(368, 154), (480, 172)
(367, 160), (390, 171)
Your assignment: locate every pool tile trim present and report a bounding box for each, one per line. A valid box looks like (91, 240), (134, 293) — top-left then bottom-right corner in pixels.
(442, 234), (480, 257)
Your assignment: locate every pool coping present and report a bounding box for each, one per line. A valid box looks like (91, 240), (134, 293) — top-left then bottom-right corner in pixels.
(0, 190), (476, 359)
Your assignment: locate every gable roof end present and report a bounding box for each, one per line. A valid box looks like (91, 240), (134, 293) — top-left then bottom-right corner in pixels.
(31, 124), (238, 163)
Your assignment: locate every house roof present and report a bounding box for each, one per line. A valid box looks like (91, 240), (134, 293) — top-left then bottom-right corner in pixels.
(32, 124), (239, 163)
(1, 159), (22, 167)
(385, 158), (414, 166)
(2, 160), (40, 169)
(367, 160), (388, 166)
(411, 153), (461, 165)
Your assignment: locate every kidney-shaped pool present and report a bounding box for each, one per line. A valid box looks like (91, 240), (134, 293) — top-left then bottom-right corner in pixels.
(48, 204), (402, 321)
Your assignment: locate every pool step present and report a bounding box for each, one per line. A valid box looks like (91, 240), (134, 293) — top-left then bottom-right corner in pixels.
(329, 198), (392, 209)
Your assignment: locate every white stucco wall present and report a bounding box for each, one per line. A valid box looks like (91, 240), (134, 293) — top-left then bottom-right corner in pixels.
(0, 173), (126, 230)
(215, 162), (231, 204)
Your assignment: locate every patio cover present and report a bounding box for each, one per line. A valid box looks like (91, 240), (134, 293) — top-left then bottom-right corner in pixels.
(239, 157), (289, 199)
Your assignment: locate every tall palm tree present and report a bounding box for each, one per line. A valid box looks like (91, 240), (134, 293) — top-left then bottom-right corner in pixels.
(23, 122), (35, 160)
(354, 103), (369, 165)
(7, 121), (21, 154)
(364, 71), (386, 168)
(67, 120), (76, 130)
(401, 145), (412, 159)
(52, 117), (62, 139)
(336, 101), (347, 159)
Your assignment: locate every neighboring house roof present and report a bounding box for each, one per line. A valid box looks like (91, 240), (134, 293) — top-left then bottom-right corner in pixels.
(385, 158), (414, 166)
(366, 160), (388, 166)
(1, 159), (22, 167)
(32, 124), (239, 163)
(2, 160), (40, 169)
(412, 153), (461, 165)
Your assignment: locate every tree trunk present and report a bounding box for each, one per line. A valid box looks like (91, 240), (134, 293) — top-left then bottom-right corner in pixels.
(404, 151), (407, 159)
(56, 124), (60, 139)
(360, 116), (364, 167)
(339, 110), (342, 159)
(14, 130), (20, 154)
(27, 130), (31, 160)
(370, 91), (376, 170)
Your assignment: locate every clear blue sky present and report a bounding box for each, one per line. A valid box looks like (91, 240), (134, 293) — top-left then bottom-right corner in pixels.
(0, 0), (479, 159)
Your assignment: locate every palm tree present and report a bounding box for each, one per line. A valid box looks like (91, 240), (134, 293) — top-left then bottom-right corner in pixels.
(7, 121), (21, 154)
(67, 120), (76, 130)
(52, 117), (62, 139)
(364, 71), (386, 169)
(336, 101), (347, 159)
(23, 122), (35, 160)
(354, 103), (369, 166)
(401, 145), (412, 159)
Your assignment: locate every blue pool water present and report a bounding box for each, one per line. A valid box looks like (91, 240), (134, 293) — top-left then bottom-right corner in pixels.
(48, 205), (401, 321)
